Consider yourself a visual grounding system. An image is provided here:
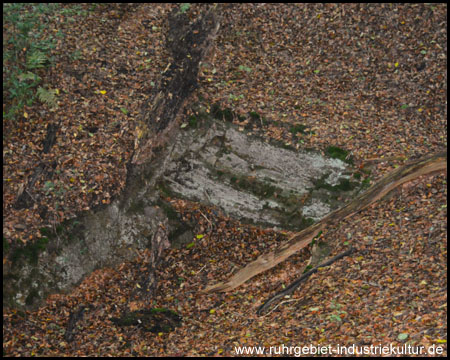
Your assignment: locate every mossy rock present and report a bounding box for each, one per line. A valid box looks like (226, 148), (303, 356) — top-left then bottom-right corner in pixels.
(314, 175), (358, 192)
(9, 236), (50, 266)
(111, 308), (182, 333)
(325, 145), (353, 165)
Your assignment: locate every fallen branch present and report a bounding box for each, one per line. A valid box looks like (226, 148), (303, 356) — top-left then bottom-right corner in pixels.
(14, 122), (59, 210)
(203, 150), (447, 293)
(257, 247), (354, 315)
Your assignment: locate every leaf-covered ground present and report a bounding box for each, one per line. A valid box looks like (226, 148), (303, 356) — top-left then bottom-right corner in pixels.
(3, 3), (447, 356)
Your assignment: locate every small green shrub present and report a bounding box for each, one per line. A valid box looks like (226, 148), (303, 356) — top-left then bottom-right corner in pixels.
(3, 3), (60, 121)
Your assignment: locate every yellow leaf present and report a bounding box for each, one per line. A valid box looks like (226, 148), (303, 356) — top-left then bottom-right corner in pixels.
(209, 309), (215, 314)
(137, 127), (144, 139)
(99, 90), (107, 95)
(196, 234), (204, 239)
(436, 339), (447, 344)
(23, 112), (28, 119)
(394, 62), (399, 67)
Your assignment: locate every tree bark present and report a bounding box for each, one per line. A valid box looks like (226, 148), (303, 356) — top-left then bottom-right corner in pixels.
(203, 151), (447, 293)
(130, 5), (221, 167)
(125, 5), (221, 303)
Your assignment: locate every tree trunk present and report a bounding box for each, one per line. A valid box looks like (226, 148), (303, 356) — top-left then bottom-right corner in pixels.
(4, 5), (222, 310)
(130, 6), (220, 167)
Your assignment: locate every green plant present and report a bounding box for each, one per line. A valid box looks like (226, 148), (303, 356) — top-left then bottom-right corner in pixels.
(36, 86), (58, 108)
(325, 145), (353, 165)
(3, 3), (60, 121)
(179, 3), (190, 13)
(327, 300), (347, 323)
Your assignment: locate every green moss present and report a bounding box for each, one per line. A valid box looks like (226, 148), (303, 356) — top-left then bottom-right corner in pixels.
(114, 312), (138, 326)
(156, 199), (179, 221)
(150, 307), (179, 317)
(36, 237), (49, 250)
(229, 175), (278, 199)
(248, 111), (260, 121)
(222, 108), (233, 122)
(278, 194), (298, 208)
(211, 103), (234, 122)
(314, 175), (357, 192)
(336, 178), (353, 191)
(211, 103), (221, 118)
(111, 308), (182, 333)
(310, 230), (323, 247)
(10, 236), (49, 266)
(188, 115), (198, 128)
(290, 124), (307, 136)
(39, 227), (53, 237)
(325, 145), (353, 165)
(301, 217), (315, 228)
(55, 224), (64, 234)
(361, 177), (372, 189)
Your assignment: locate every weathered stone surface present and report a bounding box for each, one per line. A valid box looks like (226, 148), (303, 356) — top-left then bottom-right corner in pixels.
(4, 114), (364, 310)
(162, 118), (362, 229)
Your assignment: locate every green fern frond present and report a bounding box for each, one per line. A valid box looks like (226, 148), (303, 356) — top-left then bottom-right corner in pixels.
(18, 71), (41, 82)
(36, 86), (58, 108)
(26, 50), (47, 70)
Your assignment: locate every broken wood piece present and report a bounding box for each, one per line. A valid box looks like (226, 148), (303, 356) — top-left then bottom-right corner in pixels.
(203, 151), (446, 293)
(256, 247), (354, 315)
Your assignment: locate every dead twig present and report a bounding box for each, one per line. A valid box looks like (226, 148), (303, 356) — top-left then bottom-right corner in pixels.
(257, 247), (354, 315)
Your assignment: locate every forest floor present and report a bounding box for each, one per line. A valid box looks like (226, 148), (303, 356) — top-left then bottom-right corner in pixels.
(3, 4), (447, 356)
